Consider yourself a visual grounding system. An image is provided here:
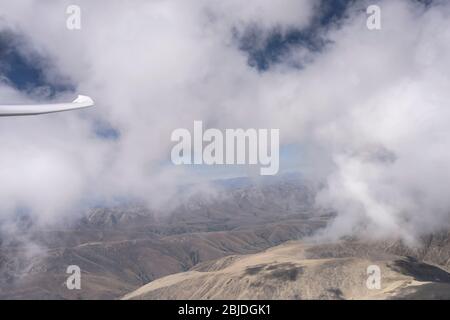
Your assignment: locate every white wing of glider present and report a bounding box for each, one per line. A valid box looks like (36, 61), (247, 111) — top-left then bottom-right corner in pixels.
(0, 95), (94, 116)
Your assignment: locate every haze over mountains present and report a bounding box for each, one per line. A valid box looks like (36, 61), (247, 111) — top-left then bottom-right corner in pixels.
(1, 174), (449, 300)
(0, 175), (330, 299)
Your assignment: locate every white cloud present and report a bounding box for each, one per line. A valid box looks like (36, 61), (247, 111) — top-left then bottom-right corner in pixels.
(0, 0), (449, 242)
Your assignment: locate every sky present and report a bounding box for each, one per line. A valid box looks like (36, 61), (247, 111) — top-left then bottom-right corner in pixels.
(1, 0), (450, 242)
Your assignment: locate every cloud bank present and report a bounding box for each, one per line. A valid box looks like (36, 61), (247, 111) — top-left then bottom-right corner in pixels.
(0, 0), (450, 242)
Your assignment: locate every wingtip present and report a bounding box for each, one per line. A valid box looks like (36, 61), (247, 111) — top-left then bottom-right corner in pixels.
(73, 95), (95, 106)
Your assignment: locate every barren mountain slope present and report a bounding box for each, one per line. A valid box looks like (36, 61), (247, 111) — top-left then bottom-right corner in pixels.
(0, 177), (326, 299)
(123, 238), (450, 300)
